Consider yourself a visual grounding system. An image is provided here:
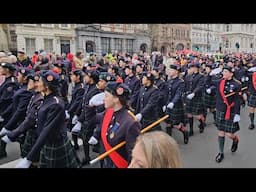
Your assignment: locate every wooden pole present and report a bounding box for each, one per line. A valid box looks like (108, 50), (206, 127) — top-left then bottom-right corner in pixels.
(89, 114), (169, 165)
(225, 86), (247, 98)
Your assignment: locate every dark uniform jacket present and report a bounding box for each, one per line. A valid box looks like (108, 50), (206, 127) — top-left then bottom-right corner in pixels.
(3, 84), (33, 131)
(216, 78), (241, 114)
(124, 75), (140, 110)
(184, 72), (205, 97)
(164, 76), (184, 107)
(135, 84), (159, 120)
(0, 76), (19, 113)
(204, 74), (217, 95)
(94, 107), (141, 168)
(67, 82), (84, 116)
(7, 92), (44, 141)
(154, 77), (166, 107)
(27, 93), (66, 161)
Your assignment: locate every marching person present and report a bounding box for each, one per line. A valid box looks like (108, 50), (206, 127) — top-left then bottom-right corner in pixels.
(163, 64), (189, 144)
(15, 70), (79, 168)
(0, 72), (43, 166)
(215, 65), (242, 163)
(135, 72), (160, 130)
(89, 82), (141, 168)
(0, 68), (34, 158)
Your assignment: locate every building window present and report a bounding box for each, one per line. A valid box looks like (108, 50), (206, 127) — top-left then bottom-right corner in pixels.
(225, 40), (229, 48)
(44, 39), (53, 53)
(41, 24), (54, 28)
(101, 37), (111, 53)
(25, 38), (36, 57)
(23, 24), (37, 27)
(126, 39), (134, 53)
(114, 38), (122, 52)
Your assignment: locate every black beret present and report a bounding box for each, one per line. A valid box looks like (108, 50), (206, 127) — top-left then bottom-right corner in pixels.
(169, 64), (181, 71)
(105, 82), (131, 99)
(0, 63), (16, 71)
(70, 69), (84, 77)
(124, 64), (136, 72)
(85, 70), (100, 82)
(189, 62), (200, 68)
(18, 67), (33, 77)
(99, 72), (116, 82)
(142, 72), (155, 82)
(41, 70), (60, 86)
(223, 65), (235, 73)
(53, 62), (64, 68)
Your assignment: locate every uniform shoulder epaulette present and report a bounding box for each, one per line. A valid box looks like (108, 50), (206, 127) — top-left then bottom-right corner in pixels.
(11, 77), (15, 83)
(53, 96), (59, 104)
(153, 85), (159, 89)
(80, 83), (84, 88)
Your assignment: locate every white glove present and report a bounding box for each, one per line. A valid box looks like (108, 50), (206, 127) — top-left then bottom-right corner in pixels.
(135, 113), (142, 122)
(187, 93), (195, 100)
(233, 114), (240, 123)
(162, 106), (166, 112)
(15, 158), (32, 168)
(88, 136), (98, 145)
(210, 68), (221, 76)
(0, 116), (4, 122)
(206, 88), (211, 94)
(65, 110), (70, 119)
(0, 127), (10, 137)
(89, 92), (105, 106)
(167, 102), (174, 109)
(1, 135), (11, 144)
(242, 93), (247, 101)
(72, 115), (78, 125)
(248, 66), (256, 72)
(71, 122), (81, 133)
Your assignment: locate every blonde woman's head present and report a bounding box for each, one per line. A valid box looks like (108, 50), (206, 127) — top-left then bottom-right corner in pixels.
(129, 131), (182, 168)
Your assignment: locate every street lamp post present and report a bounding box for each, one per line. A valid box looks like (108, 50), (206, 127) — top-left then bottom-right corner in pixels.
(207, 24), (210, 52)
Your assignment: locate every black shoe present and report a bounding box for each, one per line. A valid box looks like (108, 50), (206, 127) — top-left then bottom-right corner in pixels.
(183, 130), (189, 144)
(249, 124), (255, 130)
(231, 139), (239, 152)
(199, 123), (204, 133)
(215, 153), (224, 163)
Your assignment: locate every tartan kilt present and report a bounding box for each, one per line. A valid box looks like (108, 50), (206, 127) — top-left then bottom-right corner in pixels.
(77, 121), (95, 141)
(215, 110), (240, 133)
(166, 104), (186, 125)
(203, 92), (216, 109)
(185, 95), (205, 115)
(248, 94), (256, 108)
(20, 129), (37, 159)
(39, 136), (79, 168)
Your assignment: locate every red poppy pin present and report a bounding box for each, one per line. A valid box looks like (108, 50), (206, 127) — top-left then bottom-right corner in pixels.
(116, 87), (124, 95)
(47, 75), (54, 81)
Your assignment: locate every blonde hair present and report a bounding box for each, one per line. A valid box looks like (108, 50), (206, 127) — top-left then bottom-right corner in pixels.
(136, 131), (182, 168)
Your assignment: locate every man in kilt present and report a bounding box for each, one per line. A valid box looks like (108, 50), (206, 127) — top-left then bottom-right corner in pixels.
(0, 72), (43, 167)
(215, 65), (242, 163)
(15, 70), (79, 168)
(184, 62), (205, 136)
(163, 64), (189, 144)
(203, 63), (217, 124)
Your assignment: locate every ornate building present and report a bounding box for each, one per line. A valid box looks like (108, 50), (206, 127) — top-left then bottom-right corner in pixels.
(150, 24), (191, 55)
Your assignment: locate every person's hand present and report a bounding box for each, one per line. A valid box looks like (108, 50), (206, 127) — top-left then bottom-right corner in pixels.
(0, 127), (10, 137)
(72, 115), (78, 125)
(65, 110), (70, 119)
(187, 93), (195, 100)
(206, 88), (211, 94)
(15, 158), (32, 168)
(1, 135), (11, 144)
(162, 106), (166, 112)
(233, 114), (240, 123)
(167, 102), (174, 109)
(71, 122), (81, 133)
(135, 113), (142, 122)
(88, 136), (98, 145)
